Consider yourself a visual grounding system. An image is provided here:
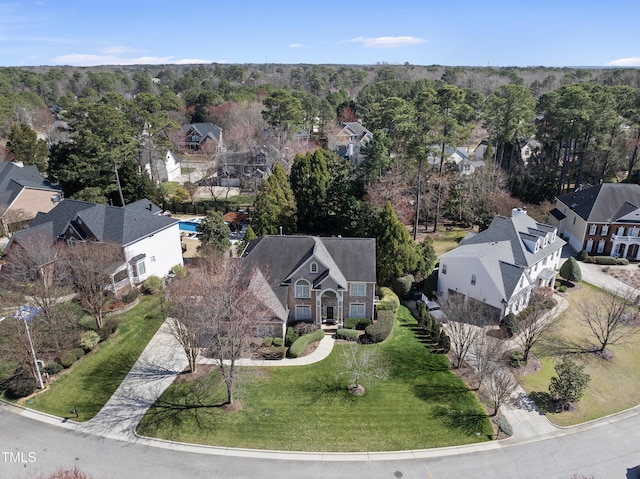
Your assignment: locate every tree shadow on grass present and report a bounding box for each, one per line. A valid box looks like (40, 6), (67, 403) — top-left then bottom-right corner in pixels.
(432, 405), (491, 437)
(413, 381), (472, 402)
(302, 374), (346, 405)
(528, 391), (557, 414)
(385, 342), (449, 381)
(535, 336), (591, 358)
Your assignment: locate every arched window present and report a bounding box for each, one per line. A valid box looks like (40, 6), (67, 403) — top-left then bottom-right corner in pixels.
(310, 262), (318, 273)
(295, 279), (310, 298)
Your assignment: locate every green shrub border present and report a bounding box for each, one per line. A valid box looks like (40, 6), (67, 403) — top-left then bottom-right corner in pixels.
(336, 329), (359, 341)
(288, 329), (325, 358)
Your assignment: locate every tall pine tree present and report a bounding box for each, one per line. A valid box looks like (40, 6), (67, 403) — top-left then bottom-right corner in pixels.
(251, 163), (297, 236)
(290, 149), (329, 233)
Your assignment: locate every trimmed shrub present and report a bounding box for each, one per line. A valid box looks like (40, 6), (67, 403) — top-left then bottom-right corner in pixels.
(99, 319), (118, 342)
(509, 350), (526, 368)
(497, 417), (513, 436)
(558, 285), (567, 293)
(343, 318), (372, 330)
(272, 337), (284, 347)
(72, 348), (85, 359)
(288, 329), (325, 358)
(392, 274), (414, 300)
(336, 328), (359, 341)
(44, 362), (64, 375)
(285, 327), (299, 347)
(171, 264), (187, 278)
(364, 309), (395, 343)
(438, 330), (451, 353)
(554, 280), (561, 289)
(617, 258), (629, 265)
(79, 331), (100, 351)
(142, 275), (163, 295)
(58, 350), (78, 368)
(7, 372), (36, 398)
(262, 337), (274, 347)
(376, 287), (400, 313)
(260, 346), (286, 360)
(500, 313), (519, 337)
(122, 288), (140, 304)
(593, 256), (618, 265)
(559, 257), (582, 282)
(576, 250), (589, 262)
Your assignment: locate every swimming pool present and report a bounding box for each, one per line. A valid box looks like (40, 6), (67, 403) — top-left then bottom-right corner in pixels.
(179, 221), (199, 232)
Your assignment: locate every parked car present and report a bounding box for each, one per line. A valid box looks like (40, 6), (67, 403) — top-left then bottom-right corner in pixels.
(416, 294), (447, 323)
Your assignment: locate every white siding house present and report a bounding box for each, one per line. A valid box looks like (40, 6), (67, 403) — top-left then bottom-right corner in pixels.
(437, 209), (565, 320)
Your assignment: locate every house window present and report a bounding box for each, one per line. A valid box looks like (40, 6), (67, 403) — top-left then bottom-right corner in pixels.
(589, 225), (597, 235)
(310, 262), (318, 274)
(617, 226), (625, 236)
(471, 274), (476, 286)
(597, 240), (605, 254)
(137, 261), (146, 277)
(585, 239), (593, 253)
(601, 225), (608, 235)
(295, 305), (311, 321)
(350, 283), (366, 296)
(349, 303), (365, 318)
(295, 279), (310, 298)
(573, 217), (576, 225)
(442, 264), (447, 274)
(150, 256), (156, 263)
(631, 227), (639, 237)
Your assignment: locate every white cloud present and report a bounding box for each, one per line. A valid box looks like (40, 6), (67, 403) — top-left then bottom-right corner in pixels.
(345, 36), (426, 49)
(289, 43), (303, 48)
(52, 53), (213, 66)
(606, 56), (640, 67)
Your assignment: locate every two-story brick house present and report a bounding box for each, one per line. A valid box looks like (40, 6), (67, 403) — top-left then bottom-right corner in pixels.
(241, 235), (377, 328)
(549, 183), (640, 260)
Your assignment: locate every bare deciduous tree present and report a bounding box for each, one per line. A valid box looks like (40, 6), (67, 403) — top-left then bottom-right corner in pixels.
(0, 307), (47, 383)
(471, 336), (505, 390)
(485, 369), (518, 416)
(2, 232), (74, 353)
(64, 242), (124, 330)
(439, 293), (491, 369)
(338, 343), (389, 395)
(168, 258), (272, 405)
(577, 286), (639, 354)
(515, 288), (557, 362)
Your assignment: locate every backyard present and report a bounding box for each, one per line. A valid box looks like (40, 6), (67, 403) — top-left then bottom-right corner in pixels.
(518, 283), (640, 426)
(137, 306), (494, 452)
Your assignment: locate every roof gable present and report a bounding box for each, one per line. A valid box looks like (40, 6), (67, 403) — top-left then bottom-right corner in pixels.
(556, 183), (640, 222)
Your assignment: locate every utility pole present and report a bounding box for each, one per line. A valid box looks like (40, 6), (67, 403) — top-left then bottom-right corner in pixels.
(114, 160), (125, 206)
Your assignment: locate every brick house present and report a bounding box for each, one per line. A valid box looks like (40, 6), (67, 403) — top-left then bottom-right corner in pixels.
(549, 183), (640, 260)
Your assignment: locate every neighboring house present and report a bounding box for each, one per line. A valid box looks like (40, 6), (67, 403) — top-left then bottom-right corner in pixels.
(427, 146), (483, 175)
(241, 235), (377, 328)
(142, 149), (181, 183)
(438, 208), (565, 320)
(182, 123), (223, 151)
(0, 162), (63, 236)
(519, 138), (542, 165)
(216, 150), (271, 188)
(6, 198), (183, 292)
(549, 183), (640, 260)
(331, 121), (373, 166)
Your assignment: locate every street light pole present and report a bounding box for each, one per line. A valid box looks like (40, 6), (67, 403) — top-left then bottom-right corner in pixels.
(20, 310), (44, 389)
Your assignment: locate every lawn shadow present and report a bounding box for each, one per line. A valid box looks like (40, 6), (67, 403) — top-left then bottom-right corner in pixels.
(536, 335), (591, 357)
(413, 381), (472, 402)
(528, 391), (556, 414)
(385, 342), (449, 380)
(432, 405), (490, 437)
(302, 374), (346, 405)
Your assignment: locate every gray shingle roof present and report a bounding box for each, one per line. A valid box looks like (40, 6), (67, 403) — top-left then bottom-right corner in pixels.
(182, 123), (222, 143)
(29, 198), (177, 246)
(242, 235), (376, 311)
(0, 162), (61, 208)
(556, 183), (640, 222)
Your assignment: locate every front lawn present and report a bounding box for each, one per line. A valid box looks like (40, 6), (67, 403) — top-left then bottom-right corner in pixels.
(137, 306), (492, 452)
(24, 296), (165, 421)
(519, 284), (640, 426)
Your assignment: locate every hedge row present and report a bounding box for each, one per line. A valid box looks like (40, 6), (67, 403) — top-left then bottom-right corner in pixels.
(288, 329), (325, 358)
(336, 329), (359, 341)
(343, 317), (372, 330)
(376, 287), (400, 312)
(364, 309), (395, 343)
(579, 252), (630, 265)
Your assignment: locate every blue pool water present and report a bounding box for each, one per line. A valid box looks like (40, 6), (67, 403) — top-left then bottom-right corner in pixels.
(178, 221), (199, 232)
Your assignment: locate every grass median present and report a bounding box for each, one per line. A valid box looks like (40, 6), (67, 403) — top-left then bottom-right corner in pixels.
(24, 296), (165, 421)
(137, 306), (493, 452)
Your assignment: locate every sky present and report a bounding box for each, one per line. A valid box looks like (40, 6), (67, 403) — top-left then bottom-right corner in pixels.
(1, 0), (640, 68)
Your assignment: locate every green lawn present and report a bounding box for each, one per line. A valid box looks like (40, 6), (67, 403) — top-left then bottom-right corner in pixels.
(430, 228), (469, 257)
(137, 306), (492, 452)
(24, 296), (165, 421)
(519, 283), (640, 426)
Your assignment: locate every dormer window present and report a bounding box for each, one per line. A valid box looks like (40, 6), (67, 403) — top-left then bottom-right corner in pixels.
(310, 262), (318, 274)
